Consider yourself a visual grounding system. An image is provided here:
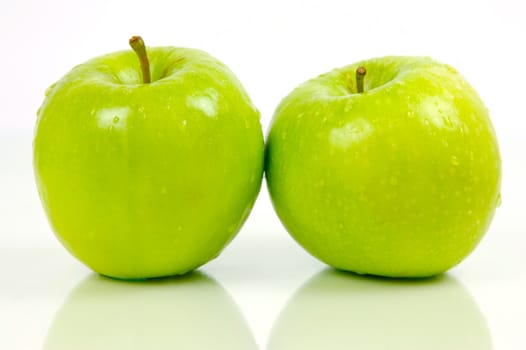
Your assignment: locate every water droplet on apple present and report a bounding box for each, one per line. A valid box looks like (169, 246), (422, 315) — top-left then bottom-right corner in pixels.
(467, 210), (473, 215)
(450, 156), (459, 166)
(281, 132), (288, 140)
(182, 120), (187, 127)
(113, 116), (120, 124)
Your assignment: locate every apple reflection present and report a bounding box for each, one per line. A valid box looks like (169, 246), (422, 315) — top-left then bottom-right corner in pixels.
(44, 272), (257, 350)
(268, 269), (492, 350)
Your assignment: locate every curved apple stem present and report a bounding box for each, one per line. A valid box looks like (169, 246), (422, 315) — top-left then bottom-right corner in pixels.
(129, 36), (151, 84)
(356, 66), (366, 93)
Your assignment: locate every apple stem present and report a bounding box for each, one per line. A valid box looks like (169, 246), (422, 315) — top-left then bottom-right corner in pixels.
(356, 66), (366, 93)
(129, 36), (151, 84)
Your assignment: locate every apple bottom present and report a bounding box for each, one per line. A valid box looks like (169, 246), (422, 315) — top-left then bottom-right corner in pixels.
(274, 189), (497, 278)
(47, 195), (257, 279)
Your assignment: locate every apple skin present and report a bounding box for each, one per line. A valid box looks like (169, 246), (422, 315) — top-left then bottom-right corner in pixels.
(34, 47), (264, 279)
(266, 56), (501, 277)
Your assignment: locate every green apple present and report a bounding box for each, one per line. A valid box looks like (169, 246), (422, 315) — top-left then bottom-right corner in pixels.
(34, 37), (264, 279)
(45, 273), (257, 350)
(266, 56), (501, 277)
(268, 269), (492, 349)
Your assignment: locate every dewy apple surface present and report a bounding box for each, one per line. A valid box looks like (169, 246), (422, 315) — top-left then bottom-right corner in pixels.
(266, 56), (501, 278)
(33, 38), (265, 279)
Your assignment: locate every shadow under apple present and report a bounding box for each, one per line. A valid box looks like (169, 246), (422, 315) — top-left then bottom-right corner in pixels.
(44, 272), (257, 350)
(268, 269), (492, 350)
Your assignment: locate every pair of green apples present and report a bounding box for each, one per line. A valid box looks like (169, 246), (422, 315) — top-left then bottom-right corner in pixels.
(34, 37), (501, 280)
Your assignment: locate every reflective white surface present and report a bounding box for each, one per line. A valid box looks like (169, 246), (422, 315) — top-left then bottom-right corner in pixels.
(44, 273), (257, 350)
(1, 0), (526, 348)
(269, 271), (492, 350)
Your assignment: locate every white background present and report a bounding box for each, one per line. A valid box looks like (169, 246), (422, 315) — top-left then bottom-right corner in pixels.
(1, 0), (525, 348)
